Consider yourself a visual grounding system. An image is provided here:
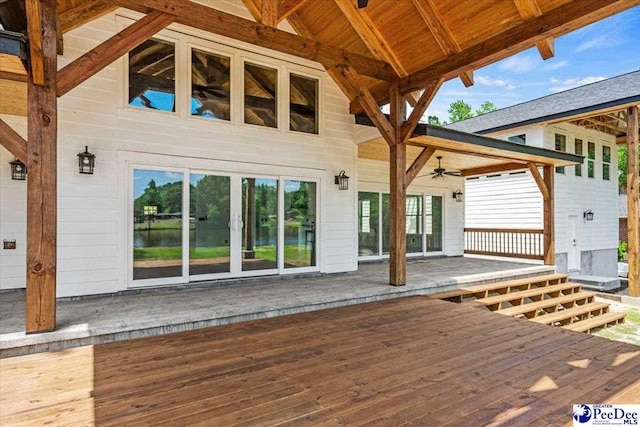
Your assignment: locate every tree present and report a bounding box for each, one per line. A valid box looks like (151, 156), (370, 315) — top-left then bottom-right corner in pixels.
(618, 145), (640, 190)
(448, 100), (473, 123)
(427, 115), (442, 126)
(476, 101), (497, 116)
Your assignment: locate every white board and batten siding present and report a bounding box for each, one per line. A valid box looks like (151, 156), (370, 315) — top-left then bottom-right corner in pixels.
(0, 4), (359, 296)
(467, 123), (619, 259)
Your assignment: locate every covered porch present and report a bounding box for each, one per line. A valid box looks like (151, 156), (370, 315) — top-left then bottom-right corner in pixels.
(0, 256), (552, 358)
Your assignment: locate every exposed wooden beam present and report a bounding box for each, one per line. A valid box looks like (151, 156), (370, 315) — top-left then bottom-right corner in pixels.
(406, 146), (436, 185)
(389, 81), (407, 286)
(627, 106), (639, 297)
(334, 0), (406, 77)
(26, 0), (57, 333)
(513, 0), (555, 60)
(353, 0), (637, 111)
(261, 0), (278, 27)
(26, 0), (44, 85)
(242, 0), (262, 22)
(585, 118), (626, 133)
(0, 118), (28, 163)
(59, 0), (117, 34)
(277, 0), (310, 23)
(0, 70), (28, 83)
(459, 70), (474, 88)
(404, 91), (419, 108)
(108, 0), (395, 81)
(400, 77), (443, 142)
(411, 0), (472, 88)
(460, 162), (528, 177)
(333, 65), (395, 146)
(56, 11), (175, 97)
(528, 162), (550, 200)
(543, 165), (555, 265)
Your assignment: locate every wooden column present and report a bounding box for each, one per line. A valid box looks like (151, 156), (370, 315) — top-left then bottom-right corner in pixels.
(543, 165), (555, 265)
(389, 82), (407, 286)
(627, 106), (639, 297)
(26, 0), (58, 333)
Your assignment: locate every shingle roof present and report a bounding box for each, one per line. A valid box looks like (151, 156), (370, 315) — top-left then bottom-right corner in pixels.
(445, 70), (640, 134)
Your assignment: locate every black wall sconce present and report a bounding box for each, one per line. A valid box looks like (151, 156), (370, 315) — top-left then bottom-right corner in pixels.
(77, 146), (95, 174)
(583, 210), (594, 221)
(9, 159), (26, 180)
(335, 170), (349, 190)
(452, 189), (464, 202)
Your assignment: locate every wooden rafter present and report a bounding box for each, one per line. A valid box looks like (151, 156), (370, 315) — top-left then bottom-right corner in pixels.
(57, 11), (175, 97)
(406, 146), (436, 185)
(0, 118), (28, 163)
(26, 0), (44, 85)
(242, 0), (262, 22)
(584, 117), (626, 133)
(261, 0), (278, 27)
(353, 0), (638, 111)
(334, 0), (406, 77)
(59, 0), (117, 34)
(460, 162), (528, 177)
(513, 0), (555, 60)
(277, 0), (310, 23)
(107, 0), (395, 81)
(411, 0), (473, 87)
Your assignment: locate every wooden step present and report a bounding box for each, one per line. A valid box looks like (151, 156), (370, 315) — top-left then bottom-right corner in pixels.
(475, 282), (582, 311)
(563, 311), (626, 333)
(496, 291), (596, 319)
(458, 274), (568, 300)
(530, 302), (611, 326)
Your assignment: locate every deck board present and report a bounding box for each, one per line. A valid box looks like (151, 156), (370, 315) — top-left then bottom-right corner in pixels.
(1, 297), (638, 426)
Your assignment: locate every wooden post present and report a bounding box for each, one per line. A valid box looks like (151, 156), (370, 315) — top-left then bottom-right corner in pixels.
(26, 0), (57, 333)
(543, 165), (555, 265)
(389, 82), (407, 286)
(627, 106), (639, 297)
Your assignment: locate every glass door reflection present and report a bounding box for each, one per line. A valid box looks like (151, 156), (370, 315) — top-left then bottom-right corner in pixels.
(133, 169), (183, 280)
(242, 178), (278, 271)
(189, 174), (231, 276)
(284, 180), (316, 268)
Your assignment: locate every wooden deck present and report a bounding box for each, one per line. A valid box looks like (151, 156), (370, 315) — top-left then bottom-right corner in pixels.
(1, 297), (638, 426)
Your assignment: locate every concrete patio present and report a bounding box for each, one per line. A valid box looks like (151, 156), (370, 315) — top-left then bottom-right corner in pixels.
(0, 256), (552, 358)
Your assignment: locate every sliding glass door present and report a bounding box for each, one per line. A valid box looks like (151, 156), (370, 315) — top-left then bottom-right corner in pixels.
(131, 169), (318, 285)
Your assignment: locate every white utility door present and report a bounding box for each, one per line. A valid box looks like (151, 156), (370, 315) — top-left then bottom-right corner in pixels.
(568, 215), (580, 272)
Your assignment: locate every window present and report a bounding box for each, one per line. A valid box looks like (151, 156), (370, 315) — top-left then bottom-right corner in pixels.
(555, 134), (566, 173)
(290, 74), (318, 134)
(406, 195), (423, 253)
(603, 145), (611, 181)
(244, 62), (277, 128)
(358, 192), (379, 256)
(129, 39), (176, 112)
(588, 141), (595, 178)
(508, 134), (526, 144)
(574, 139), (583, 177)
(191, 49), (230, 121)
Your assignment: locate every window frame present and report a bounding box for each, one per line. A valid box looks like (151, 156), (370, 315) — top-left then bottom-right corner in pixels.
(188, 44), (233, 123)
(288, 72), (320, 135)
(587, 141), (596, 179)
(554, 134), (566, 174)
(574, 138), (583, 177)
(602, 145), (611, 181)
(241, 59), (281, 130)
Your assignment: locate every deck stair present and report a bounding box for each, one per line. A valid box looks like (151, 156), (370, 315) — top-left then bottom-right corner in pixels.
(436, 273), (625, 334)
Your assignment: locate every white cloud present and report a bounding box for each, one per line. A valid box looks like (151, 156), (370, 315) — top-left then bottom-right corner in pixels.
(575, 34), (623, 53)
(475, 75), (515, 90)
(498, 54), (538, 73)
(543, 60), (568, 71)
(549, 76), (607, 93)
(549, 77), (560, 84)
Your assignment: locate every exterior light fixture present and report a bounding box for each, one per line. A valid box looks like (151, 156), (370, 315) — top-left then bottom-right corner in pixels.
(583, 210), (594, 221)
(335, 170), (349, 190)
(452, 189), (464, 202)
(9, 159), (26, 180)
(77, 146), (95, 174)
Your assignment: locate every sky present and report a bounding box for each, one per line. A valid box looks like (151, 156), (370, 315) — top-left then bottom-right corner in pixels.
(426, 5), (640, 123)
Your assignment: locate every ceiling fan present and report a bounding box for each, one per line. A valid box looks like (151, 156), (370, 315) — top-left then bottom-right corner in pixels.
(422, 156), (461, 179)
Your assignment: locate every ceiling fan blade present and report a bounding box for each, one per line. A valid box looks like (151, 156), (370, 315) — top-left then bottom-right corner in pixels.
(444, 171), (461, 176)
(357, 0), (369, 8)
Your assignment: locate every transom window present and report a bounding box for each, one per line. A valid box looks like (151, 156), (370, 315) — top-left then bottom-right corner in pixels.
(191, 49), (231, 121)
(129, 39), (176, 112)
(290, 74), (318, 134)
(244, 62), (278, 128)
(508, 134), (526, 144)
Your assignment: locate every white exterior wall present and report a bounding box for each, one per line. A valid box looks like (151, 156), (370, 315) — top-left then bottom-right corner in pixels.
(465, 123), (619, 274)
(357, 158), (465, 257)
(0, 6), (359, 296)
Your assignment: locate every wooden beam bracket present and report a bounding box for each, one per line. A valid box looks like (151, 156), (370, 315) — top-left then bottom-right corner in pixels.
(0, 119), (28, 163)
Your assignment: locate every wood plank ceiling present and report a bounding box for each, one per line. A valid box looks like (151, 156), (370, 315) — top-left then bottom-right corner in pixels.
(0, 0), (638, 119)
